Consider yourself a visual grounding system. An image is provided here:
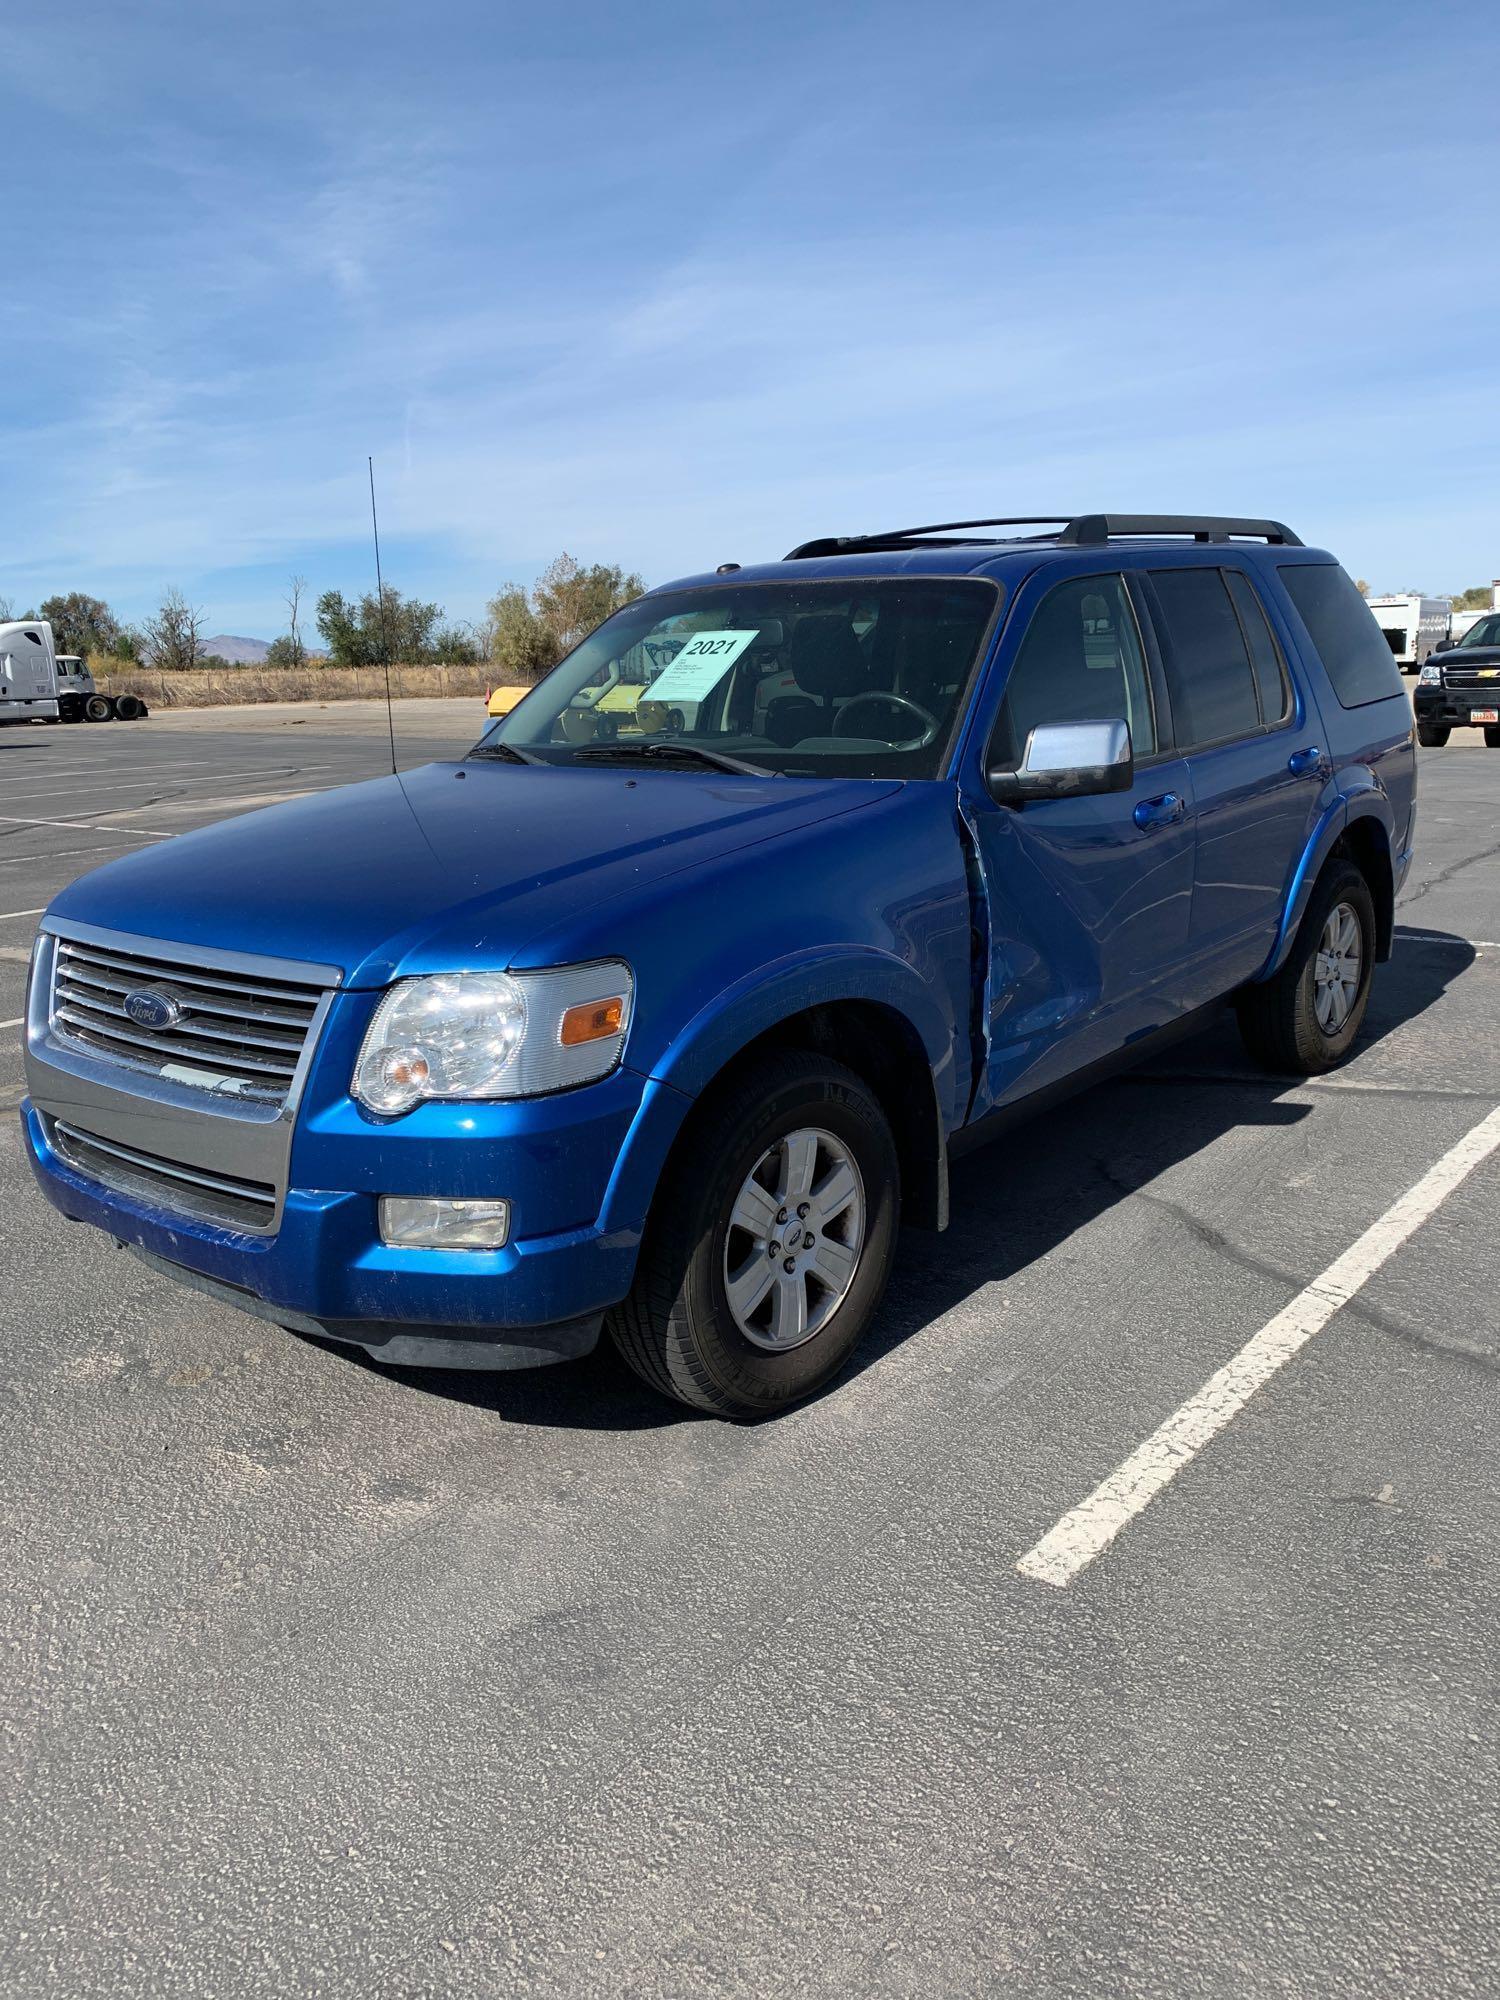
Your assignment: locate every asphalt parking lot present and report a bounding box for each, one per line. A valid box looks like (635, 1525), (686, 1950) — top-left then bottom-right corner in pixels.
(2, 702), (1497, 1999)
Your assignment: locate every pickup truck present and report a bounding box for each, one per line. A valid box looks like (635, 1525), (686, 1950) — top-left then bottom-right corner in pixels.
(21, 514), (1416, 1417)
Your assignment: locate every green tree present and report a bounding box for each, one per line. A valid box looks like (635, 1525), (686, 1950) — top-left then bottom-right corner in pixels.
(486, 583), (562, 680)
(532, 553), (644, 653)
(265, 634), (304, 668)
(1453, 584), (1494, 610)
(40, 591), (122, 658)
(315, 585), (445, 665)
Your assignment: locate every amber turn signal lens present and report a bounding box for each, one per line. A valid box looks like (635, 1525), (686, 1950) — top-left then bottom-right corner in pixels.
(558, 995), (626, 1046)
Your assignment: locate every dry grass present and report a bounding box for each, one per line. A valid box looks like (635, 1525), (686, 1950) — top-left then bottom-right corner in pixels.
(94, 662), (496, 708)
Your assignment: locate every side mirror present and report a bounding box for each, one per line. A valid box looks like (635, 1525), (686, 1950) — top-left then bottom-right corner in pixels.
(988, 718), (1134, 806)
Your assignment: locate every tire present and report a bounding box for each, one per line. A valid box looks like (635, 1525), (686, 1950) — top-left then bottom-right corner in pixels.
(113, 693), (145, 721)
(610, 1049), (900, 1418)
(1416, 723), (1449, 748)
(1485, 725), (1500, 750)
(1235, 861), (1376, 1075)
(84, 694), (114, 722)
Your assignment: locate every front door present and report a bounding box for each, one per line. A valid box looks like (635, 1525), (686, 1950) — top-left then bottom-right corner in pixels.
(961, 569), (1195, 1116)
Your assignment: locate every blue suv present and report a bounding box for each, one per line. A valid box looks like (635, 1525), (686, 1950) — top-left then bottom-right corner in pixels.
(22, 514), (1416, 1417)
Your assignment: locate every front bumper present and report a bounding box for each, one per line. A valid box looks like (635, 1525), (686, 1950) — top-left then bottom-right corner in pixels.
(21, 1087), (653, 1367)
(1415, 687), (1500, 727)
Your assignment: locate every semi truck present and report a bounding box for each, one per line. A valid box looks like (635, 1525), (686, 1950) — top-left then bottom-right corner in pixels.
(0, 621), (146, 724)
(1363, 593), (1450, 673)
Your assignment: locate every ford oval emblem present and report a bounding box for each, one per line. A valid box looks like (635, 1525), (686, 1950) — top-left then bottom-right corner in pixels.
(122, 988), (182, 1032)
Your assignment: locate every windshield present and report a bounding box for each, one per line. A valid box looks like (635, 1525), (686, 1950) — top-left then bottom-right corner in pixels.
(1456, 613), (1500, 649)
(477, 578), (1001, 779)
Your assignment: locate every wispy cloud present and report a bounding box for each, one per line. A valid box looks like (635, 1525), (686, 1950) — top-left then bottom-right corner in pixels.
(3, 0), (1499, 631)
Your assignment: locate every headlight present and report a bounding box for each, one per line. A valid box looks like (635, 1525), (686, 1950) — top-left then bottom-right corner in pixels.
(1418, 662), (1442, 685)
(352, 962), (633, 1114)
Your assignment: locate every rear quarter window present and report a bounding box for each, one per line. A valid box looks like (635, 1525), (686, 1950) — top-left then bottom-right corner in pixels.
(1277, 564), (1406, 709)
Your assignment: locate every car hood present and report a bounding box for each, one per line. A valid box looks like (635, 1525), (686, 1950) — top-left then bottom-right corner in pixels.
(46, 760), (899, 986)
(1437, 646), (1500, 670)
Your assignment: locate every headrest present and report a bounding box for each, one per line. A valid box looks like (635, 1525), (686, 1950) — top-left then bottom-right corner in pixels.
(788, 615), (865, 699)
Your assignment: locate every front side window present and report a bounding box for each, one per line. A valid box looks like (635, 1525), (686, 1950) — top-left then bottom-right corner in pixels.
(481, 579), (999, 779)
(1278, 563), (1406, 709)
(990, 573), (1156, 769)
(1148, 567), (1262, 749)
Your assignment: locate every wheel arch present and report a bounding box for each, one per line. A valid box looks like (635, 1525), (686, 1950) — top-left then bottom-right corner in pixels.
(600, 969), (954, 1246)
(1260, 795), (1396, 978)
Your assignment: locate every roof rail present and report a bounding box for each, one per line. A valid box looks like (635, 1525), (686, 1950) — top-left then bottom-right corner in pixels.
(784, 512), (1303, 560)
(784, 518), (1071, 559)
(1055, 514), (1302, 547)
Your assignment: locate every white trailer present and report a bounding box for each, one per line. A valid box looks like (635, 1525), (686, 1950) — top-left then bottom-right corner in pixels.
(0, 621), (145, 724)
(1364, 594), (1450, 673)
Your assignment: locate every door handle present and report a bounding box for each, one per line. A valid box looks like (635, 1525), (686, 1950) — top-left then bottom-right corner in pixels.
(1133, 792), (1186, 830)
(1287, 745), (1326, 776)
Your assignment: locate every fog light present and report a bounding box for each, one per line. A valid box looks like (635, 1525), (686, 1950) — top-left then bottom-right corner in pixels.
(379, 1197), (511, 1250)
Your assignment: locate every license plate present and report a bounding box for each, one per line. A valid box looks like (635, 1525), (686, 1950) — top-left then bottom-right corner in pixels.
(1472, 708), (1499, 724)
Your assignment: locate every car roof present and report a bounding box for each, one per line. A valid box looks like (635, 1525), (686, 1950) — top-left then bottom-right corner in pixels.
(651, 515), (1327, 595)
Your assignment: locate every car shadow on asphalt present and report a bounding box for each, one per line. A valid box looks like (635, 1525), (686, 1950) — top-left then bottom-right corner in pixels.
(360, 927), (1475, 1430)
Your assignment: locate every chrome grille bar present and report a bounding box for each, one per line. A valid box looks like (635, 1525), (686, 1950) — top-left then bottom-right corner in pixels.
(49, 935), (328, 1107)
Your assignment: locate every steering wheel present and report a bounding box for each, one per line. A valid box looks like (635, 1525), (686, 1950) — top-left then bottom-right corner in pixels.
(831, 690), (939, 751)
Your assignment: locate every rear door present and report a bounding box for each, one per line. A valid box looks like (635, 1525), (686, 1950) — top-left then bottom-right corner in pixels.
(1139, 563), (1328, 996)
(961, 567), (1195, 1112)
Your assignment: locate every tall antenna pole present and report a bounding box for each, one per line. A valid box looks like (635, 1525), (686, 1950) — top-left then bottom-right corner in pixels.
(368, 455), (398, 778)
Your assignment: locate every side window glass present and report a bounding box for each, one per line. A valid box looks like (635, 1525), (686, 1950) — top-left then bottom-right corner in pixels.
(1148, 568), (1260, 749)
(1277, 563), (1406, 709)
(1224, 570), (1290, 726)
(992, 574), (1155, 769)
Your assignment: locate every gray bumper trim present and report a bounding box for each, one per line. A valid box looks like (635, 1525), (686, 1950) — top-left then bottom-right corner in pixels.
(126, 1247), (603, 1371)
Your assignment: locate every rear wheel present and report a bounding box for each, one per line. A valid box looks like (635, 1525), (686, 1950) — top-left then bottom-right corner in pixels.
(113, 693), (146, 721)
(610, 1049), (899, 1418)
(1236, 861), (1375, 1075)
(1416, 722), (1449, 748)
(84, 694), (113, 722)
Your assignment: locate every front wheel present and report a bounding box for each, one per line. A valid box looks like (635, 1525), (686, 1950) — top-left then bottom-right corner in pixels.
(610, 1050), (900, 1418)
(1416, 722), (1449, 748)
(1484, 725), (1500, 750)
(1236, 862), (1375, 1075)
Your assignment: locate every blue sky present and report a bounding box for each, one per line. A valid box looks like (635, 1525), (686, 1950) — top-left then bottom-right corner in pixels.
(3, 0), (1498, 641)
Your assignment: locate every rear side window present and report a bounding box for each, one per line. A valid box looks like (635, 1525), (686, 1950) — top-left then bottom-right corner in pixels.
(991, 573), (1156, 768)
(1224, 570), (1291, 726)
(1148, 568), (1260, 748)
(1278, 563), (1406, 709)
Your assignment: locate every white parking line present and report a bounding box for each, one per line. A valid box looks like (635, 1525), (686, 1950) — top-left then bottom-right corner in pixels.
(0, 813), (171, 839)
(1397, 927), (1500, 950)
(0, 908), (44, 923)
(1, 1016), (22, 1032)
(1018, 1100), (1500, 1589)
(0, 763), (335, 800)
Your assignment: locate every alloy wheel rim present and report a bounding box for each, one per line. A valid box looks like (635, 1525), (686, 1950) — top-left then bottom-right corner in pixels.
(722, 1127), (866, 1352)
(1313, 902), (1362, 1035)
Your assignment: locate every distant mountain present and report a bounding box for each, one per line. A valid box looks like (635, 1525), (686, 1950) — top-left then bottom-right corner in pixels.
(199, 634), (270, 664)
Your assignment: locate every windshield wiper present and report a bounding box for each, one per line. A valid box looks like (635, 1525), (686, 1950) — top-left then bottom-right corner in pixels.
(466, 741), (544, 765)
(571, 741), (777, 777)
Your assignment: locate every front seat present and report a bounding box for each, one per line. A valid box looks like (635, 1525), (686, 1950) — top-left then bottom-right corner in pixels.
(764, 616), (867, 745)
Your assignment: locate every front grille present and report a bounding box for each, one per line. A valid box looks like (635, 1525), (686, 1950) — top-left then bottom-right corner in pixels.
(1443, 666), (1500, 691)
(50, 936), (327, 1106)
(48, 1117), (278, 1231)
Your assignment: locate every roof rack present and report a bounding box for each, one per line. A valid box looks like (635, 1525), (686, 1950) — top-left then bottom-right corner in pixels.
(784, 513), (1302, 559)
